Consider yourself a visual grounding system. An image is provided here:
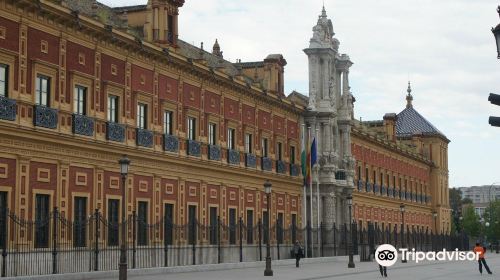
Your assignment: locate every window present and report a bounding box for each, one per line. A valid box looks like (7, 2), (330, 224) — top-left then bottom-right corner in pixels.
(209, 207), (217, 245)
(164, 111), (173, 135)
(246, 210), (253, 244)
(187, 117), (196, 140)
(0, 64), (8, 97)
(290, 146), (296, 164)
(73, 86), (87, 115)
(164, 203), (174, 245)
(36, 75), (50, 106)
(229, 208), (236, 245)
(188, 205), (197, 244)
(263, 211), (269, 243)
(227, 128), (235, 150)
(137, 103), (147, 129)
(35, 194), (50, 248)
(277, 213), (284, 244)
(0, 192), (7, 249)
(137, 201), (148, 246)
(245, 133), (253, 154)
(107, 199), (119, 246)
(277, 142), (283, 161)
(108, 95), (118, 123)
(262, 138), (268, 158)
(73, 197), (87, 247)
(208, 123), (216, 145)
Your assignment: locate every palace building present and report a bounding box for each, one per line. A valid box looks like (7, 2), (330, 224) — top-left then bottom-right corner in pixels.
(0, 0), (451, 269)
(0, 0), (303, 258)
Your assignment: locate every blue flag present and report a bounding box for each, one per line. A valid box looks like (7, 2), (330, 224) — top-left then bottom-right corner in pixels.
(311, 137), (317, 166)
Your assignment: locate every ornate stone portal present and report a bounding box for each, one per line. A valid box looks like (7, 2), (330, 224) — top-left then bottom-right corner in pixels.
(303, 7), (355, 234)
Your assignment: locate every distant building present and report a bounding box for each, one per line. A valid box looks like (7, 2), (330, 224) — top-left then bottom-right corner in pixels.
(459, 185), (500, 204)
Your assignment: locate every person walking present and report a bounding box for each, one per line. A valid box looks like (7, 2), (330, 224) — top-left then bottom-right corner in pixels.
(293, 240), (304, 268)
(473, 242), (493, 275)
(375, 244), (388, 277)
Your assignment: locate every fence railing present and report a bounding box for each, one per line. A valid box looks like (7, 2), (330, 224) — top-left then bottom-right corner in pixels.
(0, 208), (469, 277)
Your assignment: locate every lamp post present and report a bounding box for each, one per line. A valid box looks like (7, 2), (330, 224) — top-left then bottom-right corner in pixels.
(492, 6), (500, 59)
(432, 211), (437, 252)
(118, 155), (130, 280)
(347, 194), (355, 268)
(263, 180), (273, 277)
(400, 204), (407, 263)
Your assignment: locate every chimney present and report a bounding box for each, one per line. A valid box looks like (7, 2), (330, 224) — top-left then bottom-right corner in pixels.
(383, 113), (397, 142)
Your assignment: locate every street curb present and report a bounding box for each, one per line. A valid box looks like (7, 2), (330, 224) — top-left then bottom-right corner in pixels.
(3, 256), (358, 280)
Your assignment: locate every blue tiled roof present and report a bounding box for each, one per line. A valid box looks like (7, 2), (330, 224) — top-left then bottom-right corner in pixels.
(395, 106), (445, 138)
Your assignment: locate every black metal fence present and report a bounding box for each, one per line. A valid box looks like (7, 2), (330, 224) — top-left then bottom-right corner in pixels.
(0, 207), (469, 277)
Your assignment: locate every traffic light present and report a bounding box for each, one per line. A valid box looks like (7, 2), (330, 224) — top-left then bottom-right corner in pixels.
(489, 93), (500, 127)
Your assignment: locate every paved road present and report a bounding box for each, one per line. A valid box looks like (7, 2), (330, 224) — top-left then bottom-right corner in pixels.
(94, 253), (500, 280)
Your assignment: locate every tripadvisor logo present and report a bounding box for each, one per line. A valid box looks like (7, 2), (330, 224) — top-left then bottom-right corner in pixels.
(375, 244), (480, 266)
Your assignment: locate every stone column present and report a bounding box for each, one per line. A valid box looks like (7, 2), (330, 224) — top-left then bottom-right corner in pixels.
(342, 70), (349, 96)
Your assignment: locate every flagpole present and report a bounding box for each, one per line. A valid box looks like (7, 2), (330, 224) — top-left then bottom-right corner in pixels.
(301, 124), (308, 257)
(315, 127), (320, 256)
(308, 126), (314, 258)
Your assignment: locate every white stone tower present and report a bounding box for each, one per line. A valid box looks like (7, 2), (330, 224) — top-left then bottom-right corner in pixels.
(303, 6), (356, 236)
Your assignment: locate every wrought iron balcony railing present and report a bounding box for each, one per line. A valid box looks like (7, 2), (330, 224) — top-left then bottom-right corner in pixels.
(34, 105), (58, 129)
(373, 184), (379, 194)
(245, 153), (256, 168)
(164, 134), (179, 152)
(227, 149), (240, 165)
(261, 157), (272, 171)
(136, 128), (153, 148)
(290, 164), (300, 177)
(187, 140), (201, 157)
(366, 182), (372, 192)
(276, 160), (286, 174)
(0, 95), (16, 121)
(106, 122), (125, 142)
(72, 114), (94, 136)
(208, 145), (221, 161)
(357, 180), (364, 191)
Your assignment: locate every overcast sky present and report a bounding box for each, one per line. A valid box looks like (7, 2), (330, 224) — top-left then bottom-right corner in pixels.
(101, 0), (500, 188)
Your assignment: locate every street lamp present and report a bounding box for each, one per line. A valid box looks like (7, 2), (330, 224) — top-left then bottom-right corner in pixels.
(118, 155), (130, 280)
(400, 204), (407, 263)
(263, 180), (273, 277)
(432, 211), (437, 252)
(347, 194), (355, 268)
(492, 6), (500, 59)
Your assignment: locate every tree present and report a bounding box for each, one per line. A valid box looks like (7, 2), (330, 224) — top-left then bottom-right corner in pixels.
(462, 205), (481, 238)
(449, 188), (463, 212)
(484, 201), (500, 244)
(462, 198), (473, 205)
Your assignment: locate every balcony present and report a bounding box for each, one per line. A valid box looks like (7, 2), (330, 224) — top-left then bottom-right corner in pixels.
(365, 182), (372, 192)
(72, 114), (94, 136)
(373, 184), (379, 193)
(335, 170), (346, 180)
(394, 189), (399, 199)
(290, 164), (300, 177)
(245, 153), (256, 168)
(389, 187), (394, 197)
(227, 149), (240, 165)
(106, 122), (125, 142)
(136, 128), (153, 148)
(208, 145), (221, 161)
(0, 95), (16, 121)
(276, 160), (286, 174)
(164, 134), (179, 152)
(381, 185), (386, 196)
(357, 180), (363, 191)
(34, 105), (58, 129)
(261, 157), (272, 172)
(187, 140), (201, 157)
